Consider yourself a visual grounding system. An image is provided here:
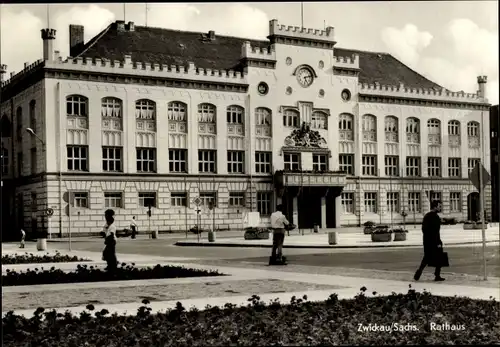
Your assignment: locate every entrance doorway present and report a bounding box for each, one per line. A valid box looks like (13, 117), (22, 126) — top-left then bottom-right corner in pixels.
(467, 192), (480, 221)
(298, 188), (322, 229)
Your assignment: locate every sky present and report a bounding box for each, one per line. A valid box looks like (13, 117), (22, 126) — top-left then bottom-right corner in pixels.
(1, 1), (498, 104)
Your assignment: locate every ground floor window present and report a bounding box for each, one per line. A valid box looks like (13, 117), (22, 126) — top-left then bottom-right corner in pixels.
(386, 192), (399, 212)
(171, 192), (188, 207)
(364, 192), (377, 213)
(73, 192), (89, 208)
(139, 192), (157, 208)
(229, 192), (245, 207)
(408, 192), (421, 213)
(450, 192), (461, 212)
(200, 192), (217, 207)
(341, 192), (354, 213)
(257, 191), (272, 216)
(104, 192), (123, 208)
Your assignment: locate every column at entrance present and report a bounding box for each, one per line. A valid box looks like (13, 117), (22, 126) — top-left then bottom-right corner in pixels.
(334, 195), (342, 228)
(292, 196), (299, 226)
(321, 197), (326, 229)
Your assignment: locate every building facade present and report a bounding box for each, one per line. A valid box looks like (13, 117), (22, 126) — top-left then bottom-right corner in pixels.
(0, 20), (492, 238)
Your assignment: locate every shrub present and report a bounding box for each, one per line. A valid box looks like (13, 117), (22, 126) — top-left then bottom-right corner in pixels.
(370, 225), (391, 234)
(1, 251), (90, 265)
(244, 227), (270, 240)
(2, 288), (499, 346)
(2, 263), (224, 286)
(363, 221), (375, 227)
(390, 227), (408, 233)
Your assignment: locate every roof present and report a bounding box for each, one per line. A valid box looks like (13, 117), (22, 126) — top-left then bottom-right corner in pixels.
(75, 22), (441, 90)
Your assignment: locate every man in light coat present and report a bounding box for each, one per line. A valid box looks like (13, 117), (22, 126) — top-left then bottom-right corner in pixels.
(269, 204), (290, 265)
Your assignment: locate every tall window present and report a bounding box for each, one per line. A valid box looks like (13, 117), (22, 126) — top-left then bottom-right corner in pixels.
(16, 107), (22, 141)
(362, 115), (377, 141)
(229, 192), (245, 207)
(311, 111), (327, 130)
(139, 192), (157, 207)
(66, 95), (88, 117)
(135, 99), (156, 119)
(29, 100), (36, 129)
(468, 158), (479, 173)
(386, 192), (400, 212)
(384, 116), (398, 142)
(255, 108), (271, 125)
(406, 117), (420, 144)
(408, 192), (421, 213)
(136, 148), (156, 172)
(430, 191), (442, 203)
(171, 192), (187, 207)
(313, 154), (328, 171)
(406, 157), (421, 177)
(104, 192), (123, 208)
(198, 150), (216, 173)
(339, 154), (354, 175)
(1, 147), (8, 175)
(364, 192), (377, 213)
(341, 192), (354, 213)
(168, 101), (187, 121)
(227, 151), (244, 173)
(102, 147), (122, 172)
(339, 113), (354, 141)
(67, 146), (88, 171)
(73, 192), (89, 208)
(169, 149), (187, 173)
(227, 105), (244, 124)
(101, 97), (122, 118)
(385, 156), (399, 177)
(283, 109), (299, 128)
(428, 157), (441, 177)
(427, 119), (441, 145)
(448, 158), (461, 178)
(198, 103), (216, 123)
(450, 192), (461, 212)
(362, 155), (377, 176)
(255, 152), (272, 174)
(200, 192), (217, 207)
(448, 120), (461, 146)
(284, 153), (300, 171)
(257, 192), (272, 216)
(467, 121), (480, 148)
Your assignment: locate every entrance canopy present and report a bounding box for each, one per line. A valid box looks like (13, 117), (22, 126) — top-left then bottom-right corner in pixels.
(274, 170), (347, 188)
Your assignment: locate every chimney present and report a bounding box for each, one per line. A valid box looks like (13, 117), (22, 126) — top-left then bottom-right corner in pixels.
(208, 30), (215, 40)
(127, 21), (135, 31)
(116, 20), (126, 32)
(477, 75), (487, 98)
(0, 64), (7, 82)
(41, 28), (56, 61)
(69, 24), (84, 57)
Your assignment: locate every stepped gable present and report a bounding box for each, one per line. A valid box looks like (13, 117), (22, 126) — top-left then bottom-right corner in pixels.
(334, 48), (442, 90)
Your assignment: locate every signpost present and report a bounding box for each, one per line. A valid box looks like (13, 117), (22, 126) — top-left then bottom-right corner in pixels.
(468, 162), (491, 280)
(192, 197), (202, 242)
(46, 208), (54, 239)
(62, 192), (73, 251)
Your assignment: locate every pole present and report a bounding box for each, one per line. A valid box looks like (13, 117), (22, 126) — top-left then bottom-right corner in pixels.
(412, 173), (416, 228)
(46, 4), (49, 28)
(123, 3), (126, 21)
(378, 168), (382, 224)
(479, 110), (487, 280)
(68, 193), (72, 251)
(301, 2), (304, 29)
(389, 168), (393, 228)
(145, 3), (148, 27)
(184, 175), (188, 239)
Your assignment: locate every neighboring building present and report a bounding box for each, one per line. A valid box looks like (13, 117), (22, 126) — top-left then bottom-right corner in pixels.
(0, 20), (492, 237)
(491, 105), (499, 222)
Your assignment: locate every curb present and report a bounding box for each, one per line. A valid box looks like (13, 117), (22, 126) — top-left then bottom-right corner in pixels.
(174, 240), (499, 249)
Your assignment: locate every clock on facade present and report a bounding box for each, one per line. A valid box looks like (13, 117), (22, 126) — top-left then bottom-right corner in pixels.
(296, 67), (314, 87)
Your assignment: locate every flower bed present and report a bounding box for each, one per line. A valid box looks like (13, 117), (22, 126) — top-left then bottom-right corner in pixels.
(244, 227), (270, 240)
(2, 287), (499, 346)
(391, 228), (408, 242)
(2, 263), (224, 286)
(463, 221), (489, 230)
(1, 252), (90, 265)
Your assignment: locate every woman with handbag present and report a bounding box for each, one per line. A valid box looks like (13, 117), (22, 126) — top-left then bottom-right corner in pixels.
(102, 209), (118, 273)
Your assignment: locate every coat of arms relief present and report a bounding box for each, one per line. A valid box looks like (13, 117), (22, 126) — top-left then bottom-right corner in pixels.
(283, 122), (328, 148)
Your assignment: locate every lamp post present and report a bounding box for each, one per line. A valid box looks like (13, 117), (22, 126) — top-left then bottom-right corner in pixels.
(26, 128), (46, 147)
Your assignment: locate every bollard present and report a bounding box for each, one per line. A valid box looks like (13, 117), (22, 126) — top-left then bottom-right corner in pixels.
(37, 238), (47, 251)
(313, 224), (319, 233)
(152, 228), (159, 239)
(208, 229), (216, 242)
(328, 231), (337, 245)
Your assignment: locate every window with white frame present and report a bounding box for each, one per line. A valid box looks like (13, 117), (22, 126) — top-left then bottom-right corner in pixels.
(136, 148), (156, 173)
(167, 101), (187, 122)
(283, 109), (299, 128)
(362, 155), (377, 176)
(170, 192), (187, 207)
(227, 151), (244, 173)
(284, 153), (300, 171)
(257, 192), (272, 216)
(255, 152), (272, 174)
(448, 120), (460, 135)
(198, 150), (216, 173)
(341, 192), (354, 213)
(66, 95), (88, 117)
(255, 107), (271, 126)
(448, 158), (461, 177)
(200, 192), (217, 207)
(139, 192), (156, 207)
(364, 192), (377, 213)
(135, 99), (156, 120)
(339, 113), (354, 141)
(467, 121), (480, 148)
(102, 147), (122, 172)
(450, 192), (461, 212)
(468, 158), (479, 173)
(430, 191), (442, 203)
(428, 157), (441, 177)
(1, 147), (8, 175)
(384, 116), (398, 142)
(406, 157), (421, 177)
(169, 149), (187, 173)
(406, 118), (420, 144)
(104, 192), (123, 208)
(427, 118), (441, 145)
(385, 156), (399, 177)
(408, 192), (421, 212)
(226, 105), (244, 124)
(362, 115), (377, 141)
(101, 97), (122, 118)
(73, 192), (89, 208)
(339, 154), (354, 175)
(229, 192), (245, 207)
(313, 154), (328, 171)
(198, 103), (216, 123)
(311, 111), (327, 129)
(386, 192), (400, 213)
(67, 146), (88, 171)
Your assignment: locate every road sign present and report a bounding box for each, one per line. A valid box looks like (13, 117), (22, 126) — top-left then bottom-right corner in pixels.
(192, 197), (202, 206)
(468, 163), (491, 191)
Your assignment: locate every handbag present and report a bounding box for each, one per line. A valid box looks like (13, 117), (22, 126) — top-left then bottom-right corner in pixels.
(429, 250), (449, 267)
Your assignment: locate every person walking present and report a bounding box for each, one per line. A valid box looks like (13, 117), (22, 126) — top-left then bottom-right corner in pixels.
(269, 204), (290, 265)
(19, 229), (26, 248)
(130, 216), (138, 239)
(102, 209), (118, 273)
(414, 200), (445, 282)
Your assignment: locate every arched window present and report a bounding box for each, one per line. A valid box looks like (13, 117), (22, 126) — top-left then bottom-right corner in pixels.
(66, 95), (88, 117)
(406, 117), (420, 144)
(167, 102), (187, 122)
(101, 97), (122, 118)
(135, 99), (156, 120)
(339, 113), (354, 141)
(255, 107), (272, 126)
(467, 121), (479, 137)
(1, 115), (11, 137)
(1, 147), (8, 175)
(448, 120), (460, 135)
(384, 116), (398, 142)
(427, 118), (441, 145)
(226, 105), (244, 125)
(283, 109), (299, 128)
(198, 103), (216, 123)
(362, 114), (377, 141)
(311, 111), (327, 130)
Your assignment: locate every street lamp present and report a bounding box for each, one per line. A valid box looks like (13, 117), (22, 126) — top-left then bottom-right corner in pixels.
(26, 128), (46, 147)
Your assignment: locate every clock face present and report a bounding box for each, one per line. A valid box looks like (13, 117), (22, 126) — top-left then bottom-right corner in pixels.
(297, 67), (314, 87)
